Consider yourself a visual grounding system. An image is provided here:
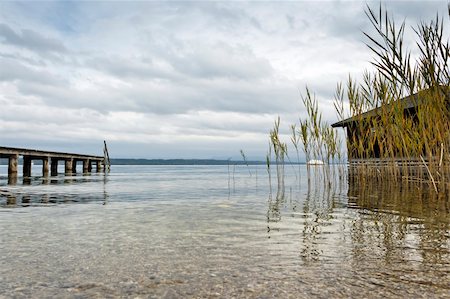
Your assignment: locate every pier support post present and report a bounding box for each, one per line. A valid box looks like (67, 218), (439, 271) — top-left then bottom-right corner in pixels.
(8, 154), (18, 185)
(73, 160), (78, 174)
(8, 176), (17, 185)
(83, 159), (90, 173)
(42, 158), (49, 176)
(51, 158), (58, 176)
(23, 156), (32, 177)
(95, 161), (100, 172)
(65, 159), (73, 175)
(88, 161), (92, 172)
(8, 154), (18, 178)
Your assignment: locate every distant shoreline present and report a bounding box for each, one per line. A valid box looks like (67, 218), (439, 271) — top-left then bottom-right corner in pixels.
(110, 159), (269, 165)
(0, 158), (307, 166)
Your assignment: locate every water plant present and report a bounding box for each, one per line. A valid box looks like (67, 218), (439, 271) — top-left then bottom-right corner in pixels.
(266, 149), (272, 196)
(297, 87), (342, 186)
(290, 124), (302, 180)
(265, 3), (449, 195)
(335, 4), (450, 192)
(240, 149), (252, 177)
(269, 117), (287, 199)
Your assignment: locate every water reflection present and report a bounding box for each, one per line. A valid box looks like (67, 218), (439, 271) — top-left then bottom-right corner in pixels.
(0, 174), (109, 207)
(8, 175), (17, 185)
(300, 184), (336, 263)
(0, 165), (448, 297)
(266, 168), (450, 268)
(267, 196), (281, 224)
(347, 179), (450, 267)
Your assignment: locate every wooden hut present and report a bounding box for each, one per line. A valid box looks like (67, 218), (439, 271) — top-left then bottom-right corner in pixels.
(331, 87), (450, 163)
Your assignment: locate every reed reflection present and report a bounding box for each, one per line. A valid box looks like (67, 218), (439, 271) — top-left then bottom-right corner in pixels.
(300, 173), (339, 263)
(347, 178), (450, 267)
(265, 165), (449, 268)
(267, 196), (282, 226)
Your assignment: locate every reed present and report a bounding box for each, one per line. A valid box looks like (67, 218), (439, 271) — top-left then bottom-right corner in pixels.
(339, 5), (450, 193)
(269, 117), (287, 199)
(266, 150), (273, 196)
(290, 124), (302, 181)
(264, 4), (449, 195)
(297, 87), (343, 186)
(240, 149), (252, 177)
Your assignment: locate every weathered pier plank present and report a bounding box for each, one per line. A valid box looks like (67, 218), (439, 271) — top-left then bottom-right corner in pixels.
(0, 146), (105, 180)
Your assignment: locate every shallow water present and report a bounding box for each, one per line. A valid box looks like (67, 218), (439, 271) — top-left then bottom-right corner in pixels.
(0, 165), (449, 298)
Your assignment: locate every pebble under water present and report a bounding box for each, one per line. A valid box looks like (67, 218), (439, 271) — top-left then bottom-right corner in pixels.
(0, 165), (449, 298)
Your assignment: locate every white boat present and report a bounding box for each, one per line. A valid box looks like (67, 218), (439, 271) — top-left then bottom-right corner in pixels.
(307, 159), (324, 165)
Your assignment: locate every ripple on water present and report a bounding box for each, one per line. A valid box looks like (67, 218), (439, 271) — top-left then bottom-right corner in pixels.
(0, 165), (449, 298)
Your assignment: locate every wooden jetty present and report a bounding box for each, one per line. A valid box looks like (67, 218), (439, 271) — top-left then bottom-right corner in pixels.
(0, 146), (106, 180)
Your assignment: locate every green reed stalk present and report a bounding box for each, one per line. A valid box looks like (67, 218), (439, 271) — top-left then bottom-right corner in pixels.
(240, 149), (252, 177)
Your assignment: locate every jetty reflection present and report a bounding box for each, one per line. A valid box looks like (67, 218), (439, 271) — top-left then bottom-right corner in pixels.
(0, 174), (108, 207)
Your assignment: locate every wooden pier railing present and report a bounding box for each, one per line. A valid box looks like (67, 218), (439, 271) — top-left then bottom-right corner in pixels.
(0, 146), (106, 181)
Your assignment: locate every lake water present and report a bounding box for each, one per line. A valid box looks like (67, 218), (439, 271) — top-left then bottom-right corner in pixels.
(0, 165), (449, 298)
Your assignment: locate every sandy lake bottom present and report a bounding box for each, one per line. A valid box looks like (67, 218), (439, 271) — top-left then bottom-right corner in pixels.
(1, 165), (449, 298)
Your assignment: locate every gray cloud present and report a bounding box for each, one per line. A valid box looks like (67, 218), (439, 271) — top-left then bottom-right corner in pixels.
(0, 23), (66, 53)
(168, 42), (274, 80)
(0, 56), (67, 86)
(86, 55), (176, 81)
(0, 1), (446, 159)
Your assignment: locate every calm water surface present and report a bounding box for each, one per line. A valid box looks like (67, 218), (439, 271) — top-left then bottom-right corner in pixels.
(0, 165), (449, 298)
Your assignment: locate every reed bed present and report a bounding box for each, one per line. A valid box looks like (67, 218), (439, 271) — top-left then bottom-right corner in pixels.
(266, 4), (450, 196)
(339, 5), (450, 193)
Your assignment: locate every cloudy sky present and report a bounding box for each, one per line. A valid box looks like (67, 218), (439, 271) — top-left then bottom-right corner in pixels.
(0, 1), (448, 160)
